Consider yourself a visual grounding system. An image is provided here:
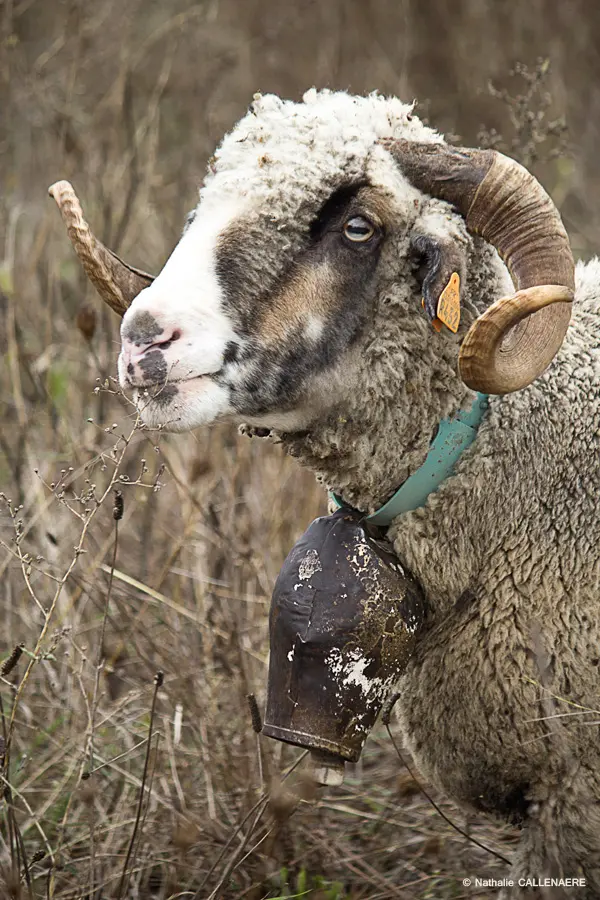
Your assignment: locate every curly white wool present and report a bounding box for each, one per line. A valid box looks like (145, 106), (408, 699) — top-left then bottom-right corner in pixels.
(200, 89), (440, 220)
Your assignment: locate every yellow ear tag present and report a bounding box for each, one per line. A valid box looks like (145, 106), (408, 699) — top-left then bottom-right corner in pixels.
(436, 272), (461, 333)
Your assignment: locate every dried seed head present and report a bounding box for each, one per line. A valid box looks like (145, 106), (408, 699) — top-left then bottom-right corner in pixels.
(76, 303), (97, 341)
(1, 643), (24, 677)
(113, 490), (124, 520)
(29, 850), (45, 865)
(246, 693), (262, 733)
(155, 670), (164, 688)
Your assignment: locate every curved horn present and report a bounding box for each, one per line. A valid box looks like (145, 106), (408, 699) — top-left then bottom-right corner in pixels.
(48, 181), (154, 317)
(385, 141), (575, 394)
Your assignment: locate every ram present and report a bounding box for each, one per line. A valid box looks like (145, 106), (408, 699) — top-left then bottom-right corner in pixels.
(51, 89), (600, 896)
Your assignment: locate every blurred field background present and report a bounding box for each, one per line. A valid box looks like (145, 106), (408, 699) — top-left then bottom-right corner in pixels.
(1, 2), (600, 897)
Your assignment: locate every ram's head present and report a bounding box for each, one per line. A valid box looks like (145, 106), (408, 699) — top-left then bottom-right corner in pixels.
(50, 90), (574, 435)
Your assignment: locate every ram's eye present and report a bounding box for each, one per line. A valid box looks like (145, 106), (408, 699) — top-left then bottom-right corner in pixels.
(343, 216), (375, 243)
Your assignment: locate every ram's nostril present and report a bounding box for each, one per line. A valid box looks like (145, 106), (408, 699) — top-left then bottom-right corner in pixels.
(155, 329), (182, 351)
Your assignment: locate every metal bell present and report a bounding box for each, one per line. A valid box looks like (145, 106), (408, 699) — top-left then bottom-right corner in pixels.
(262, 508), (425, 784)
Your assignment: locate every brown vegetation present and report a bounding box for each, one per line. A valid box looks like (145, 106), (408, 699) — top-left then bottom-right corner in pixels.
(1, 2), (599, 897)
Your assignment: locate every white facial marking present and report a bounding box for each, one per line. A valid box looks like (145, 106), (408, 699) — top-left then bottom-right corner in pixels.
(121, 198), (243, 372)
(118, 199), (246, 430)
(304, 316), (325, 341)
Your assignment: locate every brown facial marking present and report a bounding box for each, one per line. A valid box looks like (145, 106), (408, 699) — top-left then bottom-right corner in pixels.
(259, 261), (335, 344)
(257, 185), (391, 347)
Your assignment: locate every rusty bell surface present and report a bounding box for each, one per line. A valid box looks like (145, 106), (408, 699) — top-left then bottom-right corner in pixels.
(262, 508), (426, 783)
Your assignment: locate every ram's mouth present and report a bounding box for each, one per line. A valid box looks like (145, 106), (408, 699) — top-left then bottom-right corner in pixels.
(129, 374), (197, 391)
(126, 372), (232, 433)
(124, 357), (225, 386)
(126, 369), (222, 398)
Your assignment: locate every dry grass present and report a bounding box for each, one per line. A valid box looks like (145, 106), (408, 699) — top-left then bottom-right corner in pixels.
(1, 2), (599, 897)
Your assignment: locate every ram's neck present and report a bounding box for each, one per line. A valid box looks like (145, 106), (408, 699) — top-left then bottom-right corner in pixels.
(280, 353), (475, 515)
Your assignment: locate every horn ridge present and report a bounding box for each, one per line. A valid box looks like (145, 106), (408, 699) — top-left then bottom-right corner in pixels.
(466, 153), (575, 294)
(48, 180), (154, 317)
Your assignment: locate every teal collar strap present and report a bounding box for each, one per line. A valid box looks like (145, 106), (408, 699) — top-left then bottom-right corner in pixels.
(331, 393), (489, 527)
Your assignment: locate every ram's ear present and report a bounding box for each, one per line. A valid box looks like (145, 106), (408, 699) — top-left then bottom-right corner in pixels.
(409, 232), (467, 333)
